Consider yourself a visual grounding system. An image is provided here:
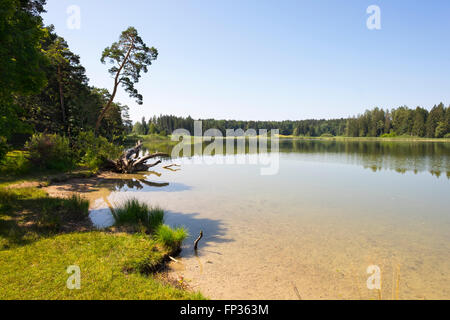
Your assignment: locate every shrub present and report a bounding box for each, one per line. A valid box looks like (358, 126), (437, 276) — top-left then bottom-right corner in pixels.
(0, 137), (8, 162)
(320, 133), (334, 138)
(154, 224), (189, 252)
(112, 198), (164, 232)
(381, 131), (397, 138)
(0, 151), (31, 176)
(25, 133), (75, 171)
(444, 133), (450, 139)
(75, 131), (123, 170)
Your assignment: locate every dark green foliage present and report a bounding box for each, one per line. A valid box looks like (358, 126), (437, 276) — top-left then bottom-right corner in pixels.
(2, 3), (130, 147)
(426, 103), (446, 138)
(74, 131), (123, 170)
(25, 133), (75, 171)
(0, 151), (31, 175)
(147, 104), (450, 138)
(148, 122), (157, 134)
(0, 0), (48, 141)
(411, 107), (428, 137)
(0, 137), (8, 162)
(132, 122), (147, 135)
(16, 27), (130, 141)
(101, 27), (158, 105)
(96, 27), (157, 131)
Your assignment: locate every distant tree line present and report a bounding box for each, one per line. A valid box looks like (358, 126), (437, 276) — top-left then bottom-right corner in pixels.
(134, 104), (450, 138)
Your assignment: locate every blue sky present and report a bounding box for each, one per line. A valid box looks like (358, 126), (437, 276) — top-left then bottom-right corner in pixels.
(43, 0), (450, 122)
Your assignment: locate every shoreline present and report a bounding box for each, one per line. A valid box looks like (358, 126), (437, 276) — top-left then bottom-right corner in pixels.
(130, 133), (450, 144)
(0, 172), (203, 300)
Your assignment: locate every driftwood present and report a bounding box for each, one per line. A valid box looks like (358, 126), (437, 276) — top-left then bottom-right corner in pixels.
(194, 230), (203, 251)
(104, 140), (169, 173)
(163, 164), (181, 172)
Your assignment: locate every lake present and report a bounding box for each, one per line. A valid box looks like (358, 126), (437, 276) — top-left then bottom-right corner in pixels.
(89, 139), (450, 299)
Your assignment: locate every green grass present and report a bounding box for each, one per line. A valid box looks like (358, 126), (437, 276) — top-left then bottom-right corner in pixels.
(112, 198), (165, 232)
(154, 224), (189, 252)
(0, 151), (31, 176)
(0, 188), (90, 250)
(112, 198), (189, 253)
(0, 232), (204, 300)
(0, 188), (204, 300)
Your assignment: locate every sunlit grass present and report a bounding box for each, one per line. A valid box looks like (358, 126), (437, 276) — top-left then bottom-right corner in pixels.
(154, 224), (189, 252)
(112, 198), (164, 232)
(0, 232), (204, 300)
(112, 198), (188, 252)
(0, 187), (203, 300)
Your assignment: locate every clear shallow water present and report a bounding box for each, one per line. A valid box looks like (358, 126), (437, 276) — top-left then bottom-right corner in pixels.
(89, 140), (450, 299)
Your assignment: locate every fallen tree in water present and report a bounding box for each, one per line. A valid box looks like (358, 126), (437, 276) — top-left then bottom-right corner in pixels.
(104, 140), (169, 173)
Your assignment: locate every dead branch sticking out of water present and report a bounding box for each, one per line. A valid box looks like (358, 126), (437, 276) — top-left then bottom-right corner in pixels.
(163, 164), (181, 172)
(291, 282), (302, 300)
(104, 140), (169, 173)
(194, 230), (203, 251)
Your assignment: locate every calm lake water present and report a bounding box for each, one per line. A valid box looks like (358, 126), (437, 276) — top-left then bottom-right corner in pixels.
(89, 139), (450, 299)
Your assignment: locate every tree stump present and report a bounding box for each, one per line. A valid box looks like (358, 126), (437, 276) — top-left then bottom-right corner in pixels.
(104, 140), (169, 173)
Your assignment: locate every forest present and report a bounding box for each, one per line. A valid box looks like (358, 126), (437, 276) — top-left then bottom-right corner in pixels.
(0, 0), (157, 172)
(134, 105), (450, 138)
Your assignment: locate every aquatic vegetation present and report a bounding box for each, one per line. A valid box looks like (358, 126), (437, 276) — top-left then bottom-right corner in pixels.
(112, 198), (188, 252)
(112, 198), (164, 232)
(154, 224), (189, 252)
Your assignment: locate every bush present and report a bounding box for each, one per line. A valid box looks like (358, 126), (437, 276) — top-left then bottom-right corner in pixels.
(75, 131), (123, 170)
(112, 198), (164, 232)
(0, 137), (8, 162)
(381, 131), (397, 138)
(0, 151), (31, 175)
(154, 224), (189, 252)
(25, 133), (75, 171)
(444, 133), (450, 139)
(320, 133), (334, 138)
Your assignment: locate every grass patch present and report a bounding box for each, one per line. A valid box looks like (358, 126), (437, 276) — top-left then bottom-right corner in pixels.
(112, 198), (189, 252)
(0, 151), (31, 176)
(112, 198), (164, 232)
(154, 224), (189, 252)
(0, 187), (90, 250)
(0, 232), (204, 300)
(0, 188), (203, 299)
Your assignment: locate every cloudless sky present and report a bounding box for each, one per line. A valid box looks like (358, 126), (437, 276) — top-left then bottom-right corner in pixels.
(43, 0), (450, 122)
